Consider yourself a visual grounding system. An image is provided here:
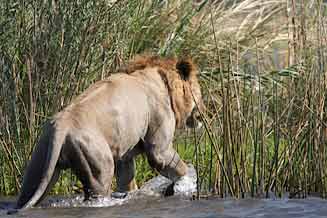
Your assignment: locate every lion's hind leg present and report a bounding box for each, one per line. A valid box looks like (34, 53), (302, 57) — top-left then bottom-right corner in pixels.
(65, 134), (114, 200)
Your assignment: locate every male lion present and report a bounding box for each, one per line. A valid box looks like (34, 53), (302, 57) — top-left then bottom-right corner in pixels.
(15, 55), (204, 209)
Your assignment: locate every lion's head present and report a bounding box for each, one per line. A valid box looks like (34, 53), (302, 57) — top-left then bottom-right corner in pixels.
(124, 55), (204, 129)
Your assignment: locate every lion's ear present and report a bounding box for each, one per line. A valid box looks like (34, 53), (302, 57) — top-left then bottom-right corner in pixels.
(176, 58), (194, 81)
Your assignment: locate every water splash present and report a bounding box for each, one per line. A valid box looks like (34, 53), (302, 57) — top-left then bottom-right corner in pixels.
(46, 164), (197, 208)
(47, 195), (128, 208)
(173, 164), (197, 196)
(131, 163), (197, 198)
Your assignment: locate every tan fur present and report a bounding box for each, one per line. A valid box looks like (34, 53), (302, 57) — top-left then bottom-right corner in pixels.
(16, 55), (204, 209)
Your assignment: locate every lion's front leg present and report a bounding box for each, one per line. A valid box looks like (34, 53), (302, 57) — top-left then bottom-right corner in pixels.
(116, 158), (138, 192)
(144, 142), (188, 182)
(144, 116), (188, 182)
(115, 141), (144, 193)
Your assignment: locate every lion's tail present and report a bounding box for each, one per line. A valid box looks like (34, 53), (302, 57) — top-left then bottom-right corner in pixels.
(16, 122), (66, 209)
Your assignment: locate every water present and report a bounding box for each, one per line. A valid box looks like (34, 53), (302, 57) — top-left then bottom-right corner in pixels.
(1, 196), (327, 218)
(1, 164), (327, 218)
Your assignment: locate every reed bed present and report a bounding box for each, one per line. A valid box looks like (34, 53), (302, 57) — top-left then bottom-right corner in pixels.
(1, 0), (327, 198)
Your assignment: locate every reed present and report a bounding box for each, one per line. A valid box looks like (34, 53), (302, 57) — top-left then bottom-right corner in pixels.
(1, 0), (326, 198)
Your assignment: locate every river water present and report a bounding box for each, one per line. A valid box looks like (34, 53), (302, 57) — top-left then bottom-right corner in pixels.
(1, 196), (327, 218)
(1, 165), (327, 218)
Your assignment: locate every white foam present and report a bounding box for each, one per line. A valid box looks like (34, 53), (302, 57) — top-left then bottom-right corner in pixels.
(173, 164), (197, 196)
(46, 164), (197, 208)
(47, 195), (128, 208)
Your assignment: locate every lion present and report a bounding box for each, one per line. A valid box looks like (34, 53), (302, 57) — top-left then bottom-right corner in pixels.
(15, 55), (204, 210)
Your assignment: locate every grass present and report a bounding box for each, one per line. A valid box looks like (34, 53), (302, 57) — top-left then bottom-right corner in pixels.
(1, 0), (327, 199)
